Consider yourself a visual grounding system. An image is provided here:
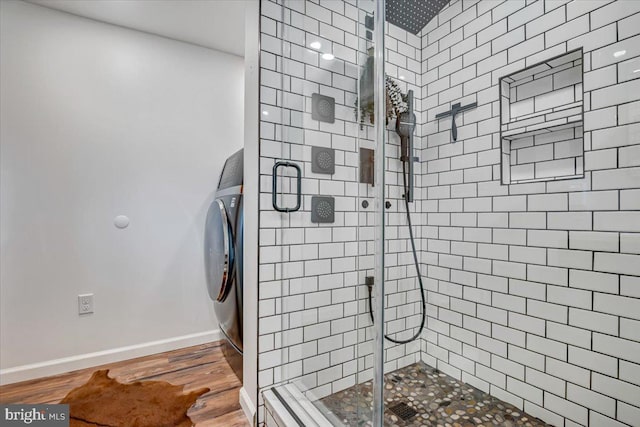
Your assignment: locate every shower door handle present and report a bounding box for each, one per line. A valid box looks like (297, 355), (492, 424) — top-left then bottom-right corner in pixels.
(272, 161), (302, 213)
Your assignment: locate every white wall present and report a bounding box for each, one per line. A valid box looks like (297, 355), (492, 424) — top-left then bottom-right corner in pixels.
(0, 0), (244, 380)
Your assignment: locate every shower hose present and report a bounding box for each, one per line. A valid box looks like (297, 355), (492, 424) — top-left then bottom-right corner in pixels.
(367, 160), (427, 344)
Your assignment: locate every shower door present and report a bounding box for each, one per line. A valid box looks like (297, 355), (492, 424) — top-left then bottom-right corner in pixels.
(258, 0), (388, 424)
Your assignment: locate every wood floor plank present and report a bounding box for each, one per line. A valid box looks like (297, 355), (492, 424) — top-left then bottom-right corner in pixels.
(0, 340), (250, 427)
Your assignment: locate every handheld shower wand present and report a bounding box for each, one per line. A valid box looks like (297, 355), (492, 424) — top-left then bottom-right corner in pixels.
(396, 90), (416, 202)
(367, 89), (426, 345)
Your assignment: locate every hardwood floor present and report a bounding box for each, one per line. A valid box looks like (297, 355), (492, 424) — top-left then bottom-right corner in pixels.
(0, 340), (250, 427)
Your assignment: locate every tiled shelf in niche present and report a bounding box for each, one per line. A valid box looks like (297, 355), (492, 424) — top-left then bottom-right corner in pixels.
(500, 48), (585, 185)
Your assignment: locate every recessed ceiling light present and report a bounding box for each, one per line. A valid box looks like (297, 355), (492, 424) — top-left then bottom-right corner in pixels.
(322, 53), (335, 60)
(614, 50), (626, 58)
(262, 110), (269, 116)
(309, 41), (322, 49)
(399, 75), (405, 80)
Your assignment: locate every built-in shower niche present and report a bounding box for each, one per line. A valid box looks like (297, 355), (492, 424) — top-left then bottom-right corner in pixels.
(500, 48), (584, 184)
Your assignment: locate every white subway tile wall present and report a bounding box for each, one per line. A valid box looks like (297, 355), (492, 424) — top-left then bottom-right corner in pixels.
(259, 0), (640, 425)
(258, 0), (425, 423)
(420, 0), (640, 426)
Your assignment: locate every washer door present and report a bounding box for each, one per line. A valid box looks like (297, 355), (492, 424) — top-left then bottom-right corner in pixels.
(204, 199), (235, 302)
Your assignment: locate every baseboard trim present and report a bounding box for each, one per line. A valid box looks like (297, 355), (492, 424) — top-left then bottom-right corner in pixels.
(240, 386), (256, 425)
(0, 329), (221, 385)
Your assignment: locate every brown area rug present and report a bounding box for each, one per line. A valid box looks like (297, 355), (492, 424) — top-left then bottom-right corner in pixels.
(60, 369), (209, 427)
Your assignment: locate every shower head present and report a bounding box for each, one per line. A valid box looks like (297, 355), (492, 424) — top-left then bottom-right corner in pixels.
(386, 0), (450, 35)
(396, 90), (415, 203)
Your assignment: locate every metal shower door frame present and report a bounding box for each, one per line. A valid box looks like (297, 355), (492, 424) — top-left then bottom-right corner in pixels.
(372, 0), (386, 426)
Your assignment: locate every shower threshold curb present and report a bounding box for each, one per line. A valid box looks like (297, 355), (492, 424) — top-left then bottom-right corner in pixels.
(263, 384), (338, 427)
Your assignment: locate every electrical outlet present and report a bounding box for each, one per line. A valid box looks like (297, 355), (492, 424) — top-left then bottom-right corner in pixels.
(78, 294), (94, 315)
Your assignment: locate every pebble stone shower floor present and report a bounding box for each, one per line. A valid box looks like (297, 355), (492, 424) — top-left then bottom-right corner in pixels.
(319, 362), (554, 427)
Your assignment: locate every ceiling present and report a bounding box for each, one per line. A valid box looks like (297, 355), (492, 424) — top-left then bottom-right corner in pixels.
(26, 0), (248, 57)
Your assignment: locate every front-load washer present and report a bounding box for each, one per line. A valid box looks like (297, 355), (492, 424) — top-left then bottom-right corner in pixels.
(204, 148), (243, 378)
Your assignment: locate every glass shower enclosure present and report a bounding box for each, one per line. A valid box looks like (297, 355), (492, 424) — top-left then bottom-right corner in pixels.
(259, 0), (640, 426)
(260, 0), (417, 424)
